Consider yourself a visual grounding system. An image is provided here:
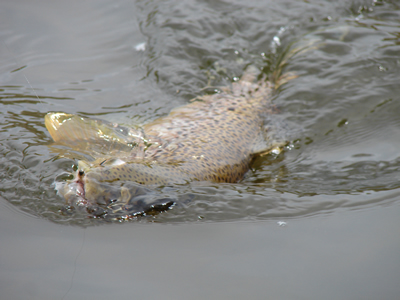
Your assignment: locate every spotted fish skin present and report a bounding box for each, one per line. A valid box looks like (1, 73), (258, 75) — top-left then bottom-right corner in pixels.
(45, 69), (284, 207)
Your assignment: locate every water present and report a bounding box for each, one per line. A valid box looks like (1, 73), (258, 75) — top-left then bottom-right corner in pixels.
(1, 0), (400, 298)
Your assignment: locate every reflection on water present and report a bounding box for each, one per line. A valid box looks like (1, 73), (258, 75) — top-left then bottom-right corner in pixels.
(1, 0), (400, 224)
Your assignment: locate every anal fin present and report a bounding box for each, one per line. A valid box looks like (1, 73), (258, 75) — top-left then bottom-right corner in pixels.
(251, 116), (290, 157)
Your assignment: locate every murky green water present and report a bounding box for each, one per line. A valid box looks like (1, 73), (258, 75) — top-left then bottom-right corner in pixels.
(1, 0), (400, 299)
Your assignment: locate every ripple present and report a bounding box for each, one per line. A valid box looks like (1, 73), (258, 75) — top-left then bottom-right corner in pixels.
(1, 0), (400, 224)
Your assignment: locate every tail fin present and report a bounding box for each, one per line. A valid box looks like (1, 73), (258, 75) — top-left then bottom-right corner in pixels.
(45, 112), (137, 156)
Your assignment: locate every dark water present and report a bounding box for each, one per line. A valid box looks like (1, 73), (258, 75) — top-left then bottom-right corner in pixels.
(1, 0), (400, 299)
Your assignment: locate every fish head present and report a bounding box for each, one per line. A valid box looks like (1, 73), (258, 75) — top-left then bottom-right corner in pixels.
(56, 158), (175, 219)
(57, 159), (112, 210)
(45, 112), (178, 218)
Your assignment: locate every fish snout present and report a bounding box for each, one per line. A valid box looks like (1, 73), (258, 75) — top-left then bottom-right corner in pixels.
(56, 179), (88, 208)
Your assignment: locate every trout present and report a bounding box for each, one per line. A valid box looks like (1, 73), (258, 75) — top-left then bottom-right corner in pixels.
(45, 67), (288, 216)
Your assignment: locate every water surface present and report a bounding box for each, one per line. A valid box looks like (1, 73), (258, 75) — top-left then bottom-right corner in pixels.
(1, 0), (400, 298)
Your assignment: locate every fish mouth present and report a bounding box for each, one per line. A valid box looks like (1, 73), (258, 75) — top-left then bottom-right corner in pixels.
(57, 177), (89, 208)
(72, 179), (87, 206)
(55, 170), (176, 220)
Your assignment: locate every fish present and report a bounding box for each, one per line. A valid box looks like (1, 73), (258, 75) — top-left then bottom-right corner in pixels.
(45, 65), (295, 218)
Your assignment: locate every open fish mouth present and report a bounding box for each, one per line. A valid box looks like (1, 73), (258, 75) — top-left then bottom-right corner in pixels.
(55, 170), (176, 220)
(56, 175), (88, 208)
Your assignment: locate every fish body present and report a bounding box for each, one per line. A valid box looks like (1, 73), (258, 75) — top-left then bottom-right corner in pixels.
(45, 68), (285, 211)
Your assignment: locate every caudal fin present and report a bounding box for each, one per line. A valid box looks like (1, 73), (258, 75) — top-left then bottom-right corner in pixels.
(45, 112), (137, 156)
